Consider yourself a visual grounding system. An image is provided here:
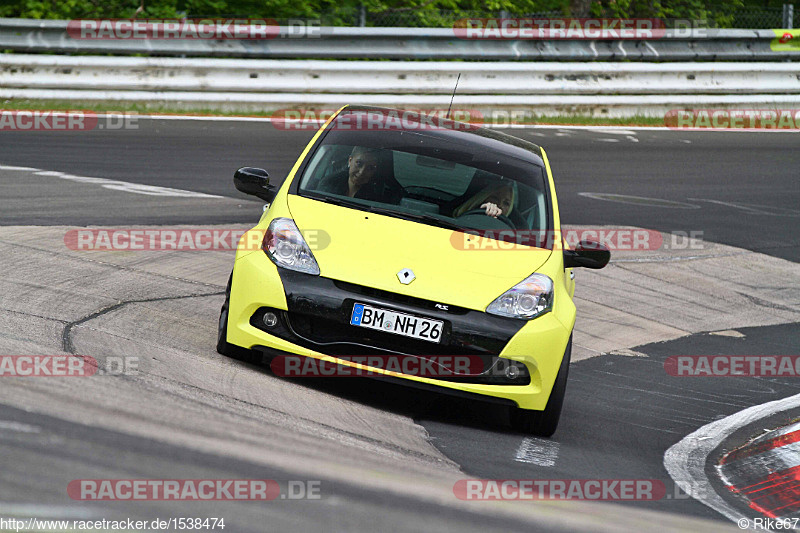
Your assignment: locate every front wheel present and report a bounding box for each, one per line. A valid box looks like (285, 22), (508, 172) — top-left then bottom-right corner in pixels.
(217, 273), (258, 363)
(509, 335), (572, 437)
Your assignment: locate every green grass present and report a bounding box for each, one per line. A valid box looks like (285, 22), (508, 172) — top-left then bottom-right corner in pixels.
(0, 98), (666, 127)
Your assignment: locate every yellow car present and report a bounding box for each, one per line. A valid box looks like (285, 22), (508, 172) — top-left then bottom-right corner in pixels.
(217, 106), (609, 437)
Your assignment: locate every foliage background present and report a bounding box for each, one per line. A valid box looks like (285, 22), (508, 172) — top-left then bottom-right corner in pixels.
(0, 0), (795, 28)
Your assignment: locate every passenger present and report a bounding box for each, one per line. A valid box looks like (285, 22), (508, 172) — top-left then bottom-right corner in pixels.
(453, 182), (515, 219)
(318, 146), (403, 204)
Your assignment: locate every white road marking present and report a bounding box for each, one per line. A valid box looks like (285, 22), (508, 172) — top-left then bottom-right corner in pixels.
(594, 129), (638, 135)
(0, 420), (41, 433)
(626, 135), (639, 143)
(709, 330), (745, 338)
(688, 198), (800, 217)
(0, 165), (40, 171)
(57, 174), (221, 198)
(514, 437), (560, 466)
(4, 164), (222, 198)
(33, 171), (65, 176)
(664, 392), (800, 526)
(607, 348), (648, 357)
(596, 138), (621, 142)
(578, 193), (701, 209)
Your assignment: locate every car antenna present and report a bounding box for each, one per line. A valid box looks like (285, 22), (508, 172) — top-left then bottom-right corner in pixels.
(446, 73), (461, 119)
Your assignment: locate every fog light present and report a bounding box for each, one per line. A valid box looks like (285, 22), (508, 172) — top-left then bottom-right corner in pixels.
(505, 364), (520, 380)
(262, 312), (278, 328)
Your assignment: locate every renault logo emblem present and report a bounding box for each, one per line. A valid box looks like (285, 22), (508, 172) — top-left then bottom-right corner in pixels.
(397, 268), (415, 285)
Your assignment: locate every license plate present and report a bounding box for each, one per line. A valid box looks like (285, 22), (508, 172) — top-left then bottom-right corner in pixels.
(350, 303), (443, 343)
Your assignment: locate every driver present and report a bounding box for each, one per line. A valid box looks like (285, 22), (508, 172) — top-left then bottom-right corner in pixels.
(317, 146), (403, 204)
(452, 183), (515, 219)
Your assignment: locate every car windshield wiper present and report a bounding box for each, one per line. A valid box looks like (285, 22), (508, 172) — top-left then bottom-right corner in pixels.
(305, 192), (473, 233)
(366, 207), (472, 233)
(305, 192), (367, 210)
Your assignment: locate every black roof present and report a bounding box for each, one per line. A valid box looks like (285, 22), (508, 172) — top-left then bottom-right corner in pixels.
(339, 105), (544, 167)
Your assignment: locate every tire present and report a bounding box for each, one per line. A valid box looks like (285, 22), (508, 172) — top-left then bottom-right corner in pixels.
(217, 273), (258, 363)
(509, 335), (572, 437)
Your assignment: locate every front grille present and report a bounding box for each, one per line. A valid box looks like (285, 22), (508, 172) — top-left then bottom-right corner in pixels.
(250, 308), (529, 385)
(285, 311), (475, 357)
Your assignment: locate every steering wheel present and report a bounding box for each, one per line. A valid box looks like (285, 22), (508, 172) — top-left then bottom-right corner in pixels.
(456, 209), (515, 229)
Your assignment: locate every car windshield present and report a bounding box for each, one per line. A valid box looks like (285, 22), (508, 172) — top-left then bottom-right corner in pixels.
(296, 117), (550, 245)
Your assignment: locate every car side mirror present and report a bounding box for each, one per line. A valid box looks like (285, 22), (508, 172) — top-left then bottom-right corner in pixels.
(564, 240), (610, 269)
(234, 167), (276, 203)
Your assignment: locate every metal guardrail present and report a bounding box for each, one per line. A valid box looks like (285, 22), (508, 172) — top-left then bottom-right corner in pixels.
(2, 55), (799, 95)
(2, 18), (798, 117)
(1, 18), (798, 61)
(1, 54), (798, 117)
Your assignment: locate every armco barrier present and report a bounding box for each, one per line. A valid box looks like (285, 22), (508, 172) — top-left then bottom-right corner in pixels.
(1, 18), (798, 117)
(1, 53), (798, 117)
(1, 18), (799, 61)
(2, 55), (799, 95)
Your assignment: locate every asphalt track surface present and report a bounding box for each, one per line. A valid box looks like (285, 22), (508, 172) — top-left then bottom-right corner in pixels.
(2, 119), (799, 531)
(1, 121), (798, 261)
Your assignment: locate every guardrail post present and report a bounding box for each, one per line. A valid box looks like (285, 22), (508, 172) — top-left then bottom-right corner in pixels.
(783, 3), (794, 29)
(359, 5), (366, 27)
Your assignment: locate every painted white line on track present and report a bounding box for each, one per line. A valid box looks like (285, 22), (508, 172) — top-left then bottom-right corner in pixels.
(55, 174), (222, 198)
(33, 171), (65, 176)
(3, 163), (222, 198)
(0, 420), (41, 433)
(664, 392), (800, 526)
(594, 129), (638, 135)
(0, 165), (40, 171)
(578, 193), (701, 209)
(514, 437), (560, 466)
(688, 198), (800, 217)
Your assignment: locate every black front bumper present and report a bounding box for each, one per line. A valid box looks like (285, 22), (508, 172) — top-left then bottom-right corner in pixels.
(249, 269), (530, 385)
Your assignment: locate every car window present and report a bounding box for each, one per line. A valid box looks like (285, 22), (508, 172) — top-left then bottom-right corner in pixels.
(297, 130), (550, 243)
(392, 151), (475, 197)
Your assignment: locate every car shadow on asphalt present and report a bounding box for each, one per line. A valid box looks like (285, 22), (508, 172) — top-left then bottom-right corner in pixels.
(239, 354), (520, 434)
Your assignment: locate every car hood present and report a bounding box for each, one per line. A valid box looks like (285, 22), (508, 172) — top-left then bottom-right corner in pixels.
(287, 195), (552, 311)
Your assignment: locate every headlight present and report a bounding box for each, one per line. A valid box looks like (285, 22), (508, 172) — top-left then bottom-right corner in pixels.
(262, 218), (320, 275)
(486, 273), (553, 320)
